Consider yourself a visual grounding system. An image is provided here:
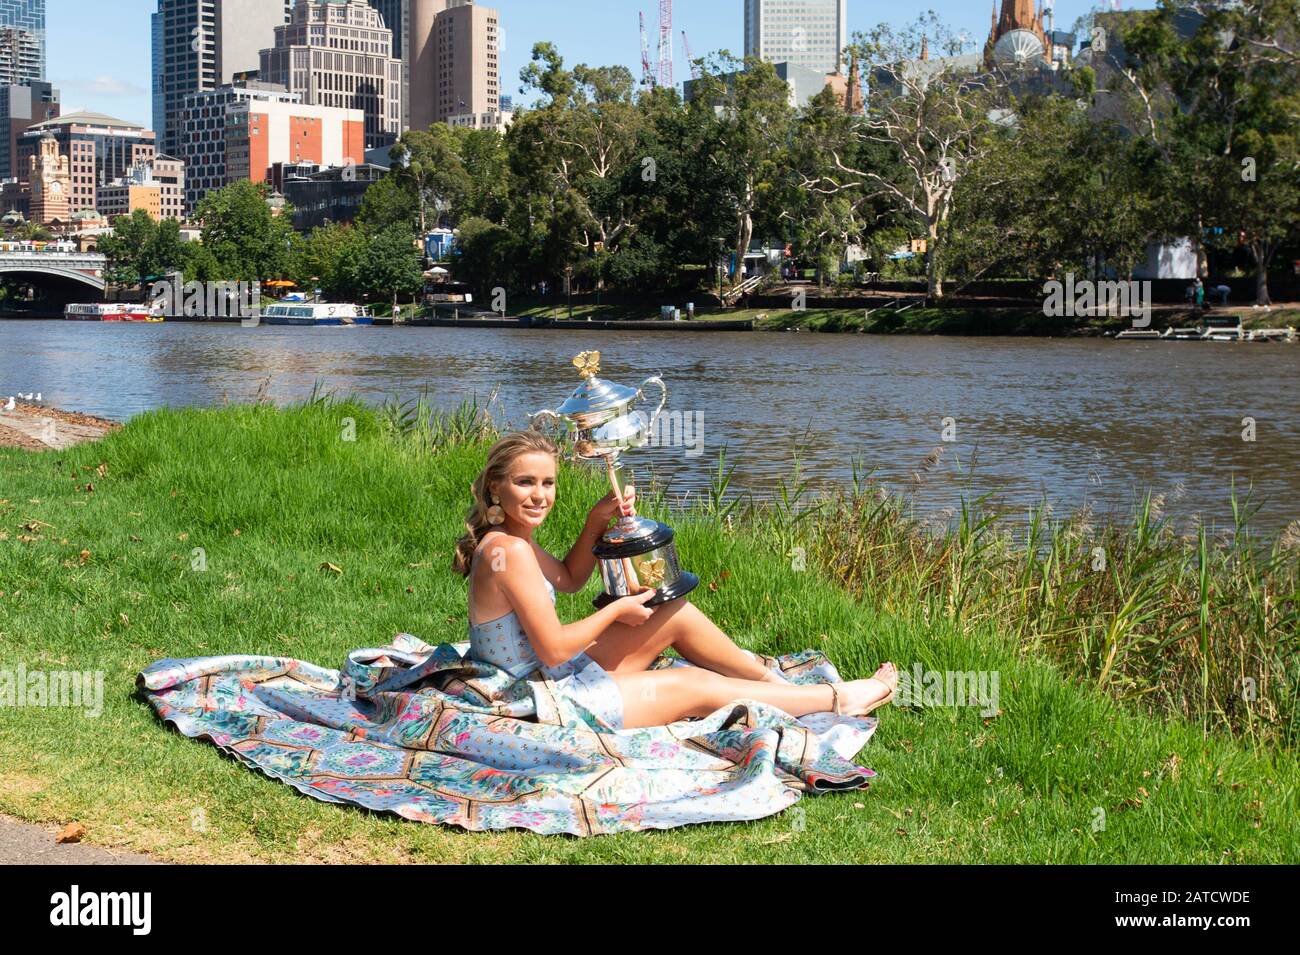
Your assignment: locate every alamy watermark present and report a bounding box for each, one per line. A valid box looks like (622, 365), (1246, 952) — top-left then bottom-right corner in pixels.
(1043, 273), (1152, 328)
(149, 277), (262, 327)
(646, 409), (705, 458)
(894, 664), (1000, 717)
(0, 665), (105, 718)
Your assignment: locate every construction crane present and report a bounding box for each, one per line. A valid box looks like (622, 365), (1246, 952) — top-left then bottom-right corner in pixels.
(657, 0), (673, 89)
(639, 12), (655, 88)
(681, 30), (701, 80)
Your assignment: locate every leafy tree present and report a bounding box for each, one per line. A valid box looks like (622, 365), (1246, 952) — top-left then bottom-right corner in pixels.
(1111, 0), (1300, 302)
(388, 126), (471, 234)
(686, 55), (796, 283)
(192, 179), (298, 282)
(823, 15), (1006, 299)
(355, 224), (424, 304)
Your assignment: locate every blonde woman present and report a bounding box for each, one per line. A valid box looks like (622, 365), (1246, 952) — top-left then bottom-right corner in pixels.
(453, 430), (898, 731)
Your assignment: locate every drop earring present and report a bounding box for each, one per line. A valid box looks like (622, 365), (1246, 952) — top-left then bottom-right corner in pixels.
(486, 494), (505, 525)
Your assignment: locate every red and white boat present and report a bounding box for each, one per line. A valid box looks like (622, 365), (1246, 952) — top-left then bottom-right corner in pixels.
(65, 303), (162, 322)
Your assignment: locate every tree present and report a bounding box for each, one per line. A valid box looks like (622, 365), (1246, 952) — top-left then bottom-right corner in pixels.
(686, 55), (796, 282)
(355, 224), (424, 304)
(515, 44), (648, 282)
(947, 95), (1159, 285)
(1111, 0), (1300, 302)
(816, 15), (1005, 299)
(389, 126), (471, 235)
(355, 174), (419, 236)
(193, 180), (298, 282)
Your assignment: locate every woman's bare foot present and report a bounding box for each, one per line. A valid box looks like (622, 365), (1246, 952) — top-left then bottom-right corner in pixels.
(831, 663), (898, 717)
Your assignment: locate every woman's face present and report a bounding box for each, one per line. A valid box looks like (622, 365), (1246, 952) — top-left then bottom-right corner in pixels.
(490, 451), (557, 531)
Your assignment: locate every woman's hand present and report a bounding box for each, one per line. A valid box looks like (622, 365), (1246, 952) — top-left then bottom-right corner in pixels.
(588, 485), (636, 526)
(610, 588), (657, 626)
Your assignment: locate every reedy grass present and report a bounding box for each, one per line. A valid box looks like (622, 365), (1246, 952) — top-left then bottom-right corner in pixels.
(0, 397), (1296, 863)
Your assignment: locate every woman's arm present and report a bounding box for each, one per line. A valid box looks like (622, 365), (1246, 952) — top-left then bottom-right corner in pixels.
(548, 487), (636, 594)
(494, 536), (633, 667)
(554, 513), (607, 594)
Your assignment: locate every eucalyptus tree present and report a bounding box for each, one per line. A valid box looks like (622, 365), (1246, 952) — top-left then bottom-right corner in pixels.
(516, 43), (648, 281)
(816, 14), (1005, 300)
(685, 54), (796, 283)
(1108, 0), (1300, 302)
(388, 125), (472, 234)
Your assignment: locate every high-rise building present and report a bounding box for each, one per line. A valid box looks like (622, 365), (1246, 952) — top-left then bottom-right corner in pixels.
(259, 0), (403, 149)
(151, 1), (294, 158)
(0, 78), (55, 179)
(744, 0), (848, 75)
(0, 1), (44, 81)
(18, 111), (156, 218)
(0, 27), (40, 85)
(180, 81), (365, 215)
(368, 0), (411, 127)
(179, 82), (296, 213)
(407, 0), (502, 133)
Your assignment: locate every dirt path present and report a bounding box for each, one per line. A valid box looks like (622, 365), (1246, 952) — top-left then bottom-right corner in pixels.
(0, 814), (161, 865)
(0, 402), (120, 451)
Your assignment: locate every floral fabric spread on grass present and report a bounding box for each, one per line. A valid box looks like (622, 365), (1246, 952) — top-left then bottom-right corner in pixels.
(137, 634), (877, 836)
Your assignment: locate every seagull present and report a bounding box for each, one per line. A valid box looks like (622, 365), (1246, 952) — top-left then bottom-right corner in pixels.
(3, 396), (14, 411)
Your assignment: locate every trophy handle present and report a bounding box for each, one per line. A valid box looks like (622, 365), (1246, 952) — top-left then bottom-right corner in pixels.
(637, 375), (667, 430)
(530, 409), (563, 432)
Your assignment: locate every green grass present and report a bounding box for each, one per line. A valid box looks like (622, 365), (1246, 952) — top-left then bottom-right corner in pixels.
(1, 401), (1297, 863)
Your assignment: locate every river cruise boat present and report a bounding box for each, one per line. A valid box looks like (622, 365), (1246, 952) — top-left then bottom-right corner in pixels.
(260, 302), (374, 326)
(65, 303), (161, 322)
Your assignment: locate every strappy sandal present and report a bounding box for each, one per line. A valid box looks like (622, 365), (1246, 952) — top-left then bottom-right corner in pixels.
(829, 679), (895, 717)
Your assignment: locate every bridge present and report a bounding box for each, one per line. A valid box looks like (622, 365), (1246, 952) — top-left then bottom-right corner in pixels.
(0, 250), (107, 293)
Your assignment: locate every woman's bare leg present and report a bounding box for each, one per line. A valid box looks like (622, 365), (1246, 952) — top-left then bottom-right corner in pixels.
(610, 665), (897, 729)
(586, 598), (773, 680)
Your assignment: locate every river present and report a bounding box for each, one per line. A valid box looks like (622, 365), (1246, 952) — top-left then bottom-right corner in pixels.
(2, 320), (1298, 532)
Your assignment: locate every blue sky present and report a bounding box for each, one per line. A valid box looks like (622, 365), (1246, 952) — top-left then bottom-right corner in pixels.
(50, 1), (1143, 126)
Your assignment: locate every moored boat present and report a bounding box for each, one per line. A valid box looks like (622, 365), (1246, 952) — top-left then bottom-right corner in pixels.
(260, 303), (374, 326)
(65, 303), (160, 322)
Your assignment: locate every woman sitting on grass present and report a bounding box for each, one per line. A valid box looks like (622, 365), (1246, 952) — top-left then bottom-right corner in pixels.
(453, 429), (899, 730)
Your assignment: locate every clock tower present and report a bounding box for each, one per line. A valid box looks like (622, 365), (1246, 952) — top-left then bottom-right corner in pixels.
(29, 131), (71, 225)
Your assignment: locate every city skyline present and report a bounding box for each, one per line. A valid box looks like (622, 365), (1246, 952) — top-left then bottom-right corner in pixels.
(49, 1), (1148, 130)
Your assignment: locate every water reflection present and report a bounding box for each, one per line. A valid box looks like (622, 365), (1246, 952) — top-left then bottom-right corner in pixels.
(2, 321), (1297, 531)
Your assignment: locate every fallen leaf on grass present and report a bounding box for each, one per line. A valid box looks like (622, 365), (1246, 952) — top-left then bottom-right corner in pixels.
(78, 549), (91, 565)
(320, 562), (343, 575)
(55, 822), (86, 844)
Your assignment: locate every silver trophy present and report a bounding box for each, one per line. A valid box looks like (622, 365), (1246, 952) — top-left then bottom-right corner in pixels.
(533, 351), (699, 609)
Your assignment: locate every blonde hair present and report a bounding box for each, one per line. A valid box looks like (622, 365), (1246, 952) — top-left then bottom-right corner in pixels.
(452, 429), (560, 577)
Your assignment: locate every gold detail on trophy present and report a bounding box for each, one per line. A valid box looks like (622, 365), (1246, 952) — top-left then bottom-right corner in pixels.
(635, 556), (666, 587)
(572, 350), (601, 379)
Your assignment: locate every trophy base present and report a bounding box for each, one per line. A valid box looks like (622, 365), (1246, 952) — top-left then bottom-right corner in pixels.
(592, 572), (700, 610)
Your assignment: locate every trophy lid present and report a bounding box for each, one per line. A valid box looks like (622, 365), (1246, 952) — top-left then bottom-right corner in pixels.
(554, 351), (640, 417)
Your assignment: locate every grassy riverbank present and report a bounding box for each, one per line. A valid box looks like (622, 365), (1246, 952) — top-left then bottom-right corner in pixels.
(1, 400), (1296, 863)
(514, 301), (1300, 336)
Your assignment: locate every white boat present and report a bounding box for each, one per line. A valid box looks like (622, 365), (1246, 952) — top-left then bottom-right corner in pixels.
(1245, 328), (1296, 343)
(259, 302), (374, 326)
(1200, 316), (1245, 341)
(1112, 330), (1164, 343)
(65, 303), (161, 322)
